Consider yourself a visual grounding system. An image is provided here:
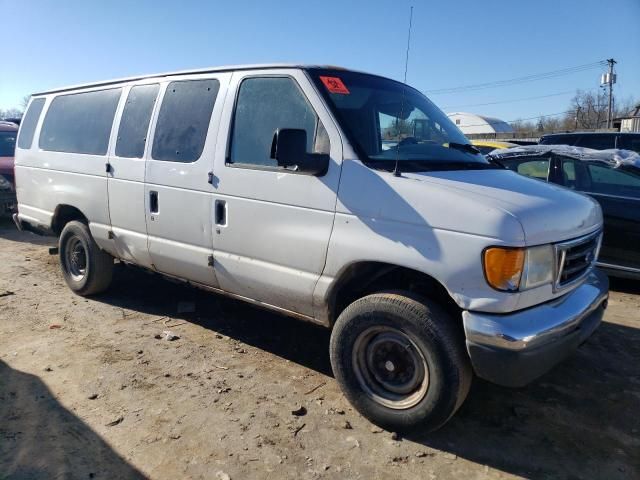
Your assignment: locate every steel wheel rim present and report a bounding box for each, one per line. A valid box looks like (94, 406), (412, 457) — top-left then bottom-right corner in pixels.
(65, 236), (87, 281)
(352, 326), (430, 409)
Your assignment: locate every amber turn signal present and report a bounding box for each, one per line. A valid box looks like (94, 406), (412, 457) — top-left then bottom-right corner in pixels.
(483, 247), (525, 291)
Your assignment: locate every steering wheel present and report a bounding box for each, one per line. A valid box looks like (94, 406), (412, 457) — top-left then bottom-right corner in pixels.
(398, 137), (419, 146)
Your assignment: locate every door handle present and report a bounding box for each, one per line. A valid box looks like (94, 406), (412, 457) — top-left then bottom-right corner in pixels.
(149, 191), (159, 214)
(215, 200), (226, 226)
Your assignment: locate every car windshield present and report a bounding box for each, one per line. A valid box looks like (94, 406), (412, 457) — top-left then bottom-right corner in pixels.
(0, 131), (17, 157)
(309, 69), (492, 171)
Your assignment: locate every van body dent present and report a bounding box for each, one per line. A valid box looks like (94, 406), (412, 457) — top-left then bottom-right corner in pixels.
(14, 64), (608, 431)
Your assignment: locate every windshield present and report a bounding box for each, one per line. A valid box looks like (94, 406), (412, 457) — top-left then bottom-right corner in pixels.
(0, 131), (17, 157)
(309, 69), (490, 170)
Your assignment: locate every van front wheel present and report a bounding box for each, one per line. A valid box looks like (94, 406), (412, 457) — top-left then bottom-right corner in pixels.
(59, 221), (113, 295)
(330, 292), (471, 433)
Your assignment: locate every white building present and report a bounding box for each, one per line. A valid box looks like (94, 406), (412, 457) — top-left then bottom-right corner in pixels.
(447, 112), (514, 135)
(617, 104), (640, 133)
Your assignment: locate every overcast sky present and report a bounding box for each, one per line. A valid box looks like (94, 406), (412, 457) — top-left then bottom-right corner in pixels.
(2, 0), (639, 122)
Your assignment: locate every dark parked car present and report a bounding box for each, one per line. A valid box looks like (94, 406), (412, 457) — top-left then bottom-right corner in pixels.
(539, 132), (640, 153)
(1, 117), (21, 126)
(0, 121), (18, 216)
(489, 145), (640, 279)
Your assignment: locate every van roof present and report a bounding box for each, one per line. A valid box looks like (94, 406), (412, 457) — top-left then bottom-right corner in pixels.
(32, 64), (354, 96)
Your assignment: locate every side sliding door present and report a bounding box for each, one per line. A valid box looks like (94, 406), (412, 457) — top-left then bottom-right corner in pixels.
(144, 73), (230, 287)
(107, 81), (160, 268)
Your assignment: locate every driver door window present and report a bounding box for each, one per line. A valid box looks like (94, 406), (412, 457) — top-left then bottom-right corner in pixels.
(501, 157), (550, 181)
(228, 77), (328, 168)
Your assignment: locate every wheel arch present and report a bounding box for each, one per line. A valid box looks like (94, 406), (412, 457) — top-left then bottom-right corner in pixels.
(326, 261), (462, 326)
(51, 204), (88, 236)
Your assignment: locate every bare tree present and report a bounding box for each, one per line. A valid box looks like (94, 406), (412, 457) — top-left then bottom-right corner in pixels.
(510, 118), (536, 135)
(0, 107), (23, 120)
(20, 95), (31, 111)
(613, 94), (638, 118)
(567, 89), (609, 129)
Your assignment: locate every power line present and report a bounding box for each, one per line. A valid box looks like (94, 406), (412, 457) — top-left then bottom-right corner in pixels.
(441, 89), (593, 110)
(426, 61), (607, 95)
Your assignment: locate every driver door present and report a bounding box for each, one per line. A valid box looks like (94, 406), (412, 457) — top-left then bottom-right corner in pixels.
(210, 69), (343, 317)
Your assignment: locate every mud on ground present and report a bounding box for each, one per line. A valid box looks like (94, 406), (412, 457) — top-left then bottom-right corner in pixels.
(0, 218), (639, 479)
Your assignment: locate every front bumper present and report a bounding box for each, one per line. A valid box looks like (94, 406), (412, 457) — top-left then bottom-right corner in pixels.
(463, 269), (608, 387)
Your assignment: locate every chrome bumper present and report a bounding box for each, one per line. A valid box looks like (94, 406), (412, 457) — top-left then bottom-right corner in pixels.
(462, 269), (608, 387)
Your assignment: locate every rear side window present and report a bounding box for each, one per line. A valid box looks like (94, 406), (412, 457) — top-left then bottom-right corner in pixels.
(617, 135), (640, 153)
(151, 79), (219, 162)
(116, 84), (159, 158)
(229, 76), (326, 168)
(17, 98), (46, 149)
(575, 135), (615, 150)
(0, 131), (17, 156)
(40, 89), (121, 155)
(539, 135), (578, 146)
(587, 164), (640, 198)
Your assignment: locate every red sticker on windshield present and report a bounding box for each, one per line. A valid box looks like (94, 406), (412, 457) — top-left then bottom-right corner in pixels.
(320, 76), (350, 94)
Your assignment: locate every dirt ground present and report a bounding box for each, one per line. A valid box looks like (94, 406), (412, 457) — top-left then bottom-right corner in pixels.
(0, 218), (638, 480)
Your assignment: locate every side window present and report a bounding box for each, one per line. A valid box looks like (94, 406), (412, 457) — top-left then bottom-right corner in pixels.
(617, 136), (640, 153)
(152, 79), (219, 163)
(17, 98), (46, 149)
(576, 135), (615, 150)
(116, 84), (159, 158)
(540, 135), (578, 146)
(501, 157), (550, 180)
(0, 131), (17, 157)
(562, 158), (577, 189)
(39, 89), (122, 155)
(229, 76), (327, 168)
(560, 158), (590, 190)
(587, 163), (640, 198)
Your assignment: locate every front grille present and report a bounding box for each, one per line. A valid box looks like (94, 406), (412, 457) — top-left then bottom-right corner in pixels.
(555, 231), (601, 290)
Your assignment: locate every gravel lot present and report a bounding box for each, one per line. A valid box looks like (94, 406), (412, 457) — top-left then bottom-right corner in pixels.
(1, 218), (639, 479)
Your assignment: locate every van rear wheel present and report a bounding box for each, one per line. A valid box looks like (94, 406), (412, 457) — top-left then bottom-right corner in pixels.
(330, 292), (471, 433)
(59, 221), (113, 295)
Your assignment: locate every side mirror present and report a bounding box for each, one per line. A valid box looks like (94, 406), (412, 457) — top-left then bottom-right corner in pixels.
(271, 128), (329, 176)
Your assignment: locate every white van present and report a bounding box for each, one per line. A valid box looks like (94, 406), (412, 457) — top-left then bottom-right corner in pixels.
(14, 64), (608, 432)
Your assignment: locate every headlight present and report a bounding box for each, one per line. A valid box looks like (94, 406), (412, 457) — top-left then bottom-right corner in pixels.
(483, 244), (554, 291)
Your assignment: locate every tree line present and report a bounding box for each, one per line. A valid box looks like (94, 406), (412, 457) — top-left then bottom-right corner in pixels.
(510, 90), (638, 135)
(0, 96), (30, 120)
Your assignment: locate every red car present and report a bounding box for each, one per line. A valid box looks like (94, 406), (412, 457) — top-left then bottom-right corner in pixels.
(0, 121), (18, 216)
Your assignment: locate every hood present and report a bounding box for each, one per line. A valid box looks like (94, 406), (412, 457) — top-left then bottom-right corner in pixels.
(337, 161), (601, 245)
(0, 155), (14, 176)
(410, 169), (602, 244)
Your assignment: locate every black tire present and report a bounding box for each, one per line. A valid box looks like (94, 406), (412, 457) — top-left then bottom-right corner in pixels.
(330, 292), (472, 433)
(59, 220), (113, 296)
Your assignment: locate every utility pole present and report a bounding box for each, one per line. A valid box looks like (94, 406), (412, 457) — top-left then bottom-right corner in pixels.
(604, 58), (617, 128)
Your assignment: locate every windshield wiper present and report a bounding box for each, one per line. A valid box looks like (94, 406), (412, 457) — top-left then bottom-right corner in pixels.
(365, 158), (498, 173)
(407, 161), (497, 171)
(448, 142), (481, 155)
